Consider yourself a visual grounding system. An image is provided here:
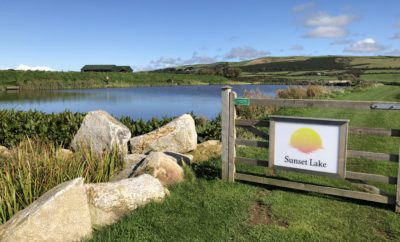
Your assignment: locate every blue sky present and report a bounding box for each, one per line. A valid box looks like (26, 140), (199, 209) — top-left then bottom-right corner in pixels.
(1, 0), (399, 71)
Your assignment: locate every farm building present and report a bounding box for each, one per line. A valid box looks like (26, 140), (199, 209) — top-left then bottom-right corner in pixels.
(81, 65), (133, 72)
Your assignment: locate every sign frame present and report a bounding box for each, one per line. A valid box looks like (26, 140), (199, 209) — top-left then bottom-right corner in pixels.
(268, 115), (349, 178)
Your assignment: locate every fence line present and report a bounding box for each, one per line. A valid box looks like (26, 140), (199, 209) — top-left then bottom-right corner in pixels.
(221, 86), (400, 212)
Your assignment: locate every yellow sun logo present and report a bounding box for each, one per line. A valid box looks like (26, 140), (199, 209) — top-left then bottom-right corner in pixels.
(290, 128), (323, 154)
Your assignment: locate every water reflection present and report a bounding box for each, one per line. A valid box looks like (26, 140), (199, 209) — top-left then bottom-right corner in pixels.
(0, 85), (287, 120)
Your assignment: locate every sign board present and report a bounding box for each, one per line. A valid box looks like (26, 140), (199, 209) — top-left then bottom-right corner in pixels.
(234, 98), (250, 106)
(269, 116), (349, 177)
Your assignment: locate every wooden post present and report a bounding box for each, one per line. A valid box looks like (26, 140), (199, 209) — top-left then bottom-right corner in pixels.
(396, 147), (400, 212)
(228, 91), (237, 182)
(221, 86), (232, 181)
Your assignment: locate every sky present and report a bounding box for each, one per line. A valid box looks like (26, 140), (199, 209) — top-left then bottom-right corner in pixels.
(0, 0), (399, 71)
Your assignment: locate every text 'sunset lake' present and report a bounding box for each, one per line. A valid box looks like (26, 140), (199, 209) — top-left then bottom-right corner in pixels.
(0, 85), (287, 120)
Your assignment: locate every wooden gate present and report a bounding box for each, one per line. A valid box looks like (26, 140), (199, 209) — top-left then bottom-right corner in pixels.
(221, 86), (400, 211)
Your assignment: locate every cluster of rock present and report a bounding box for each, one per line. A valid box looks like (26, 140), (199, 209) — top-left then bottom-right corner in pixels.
(0, 110), (221, 242)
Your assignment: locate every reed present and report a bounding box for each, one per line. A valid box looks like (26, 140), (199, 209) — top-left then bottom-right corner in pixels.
(0, 138), (123, 224)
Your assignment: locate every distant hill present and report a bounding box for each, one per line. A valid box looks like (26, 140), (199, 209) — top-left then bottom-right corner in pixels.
(152, 56), (400, 77)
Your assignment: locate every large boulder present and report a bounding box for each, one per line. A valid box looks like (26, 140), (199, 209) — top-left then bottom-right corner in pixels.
(0, 178), (92, 242)
(133, 152), (184, 185)
(129, 114), (197, 154)
(71, 110), (131, 156)
(110, 154), (147, 182)
(188, 140), (222, 163)
(85, 174), (168, 228)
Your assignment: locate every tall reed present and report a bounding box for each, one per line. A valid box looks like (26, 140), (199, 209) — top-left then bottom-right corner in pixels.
(0, 139), (123, 224)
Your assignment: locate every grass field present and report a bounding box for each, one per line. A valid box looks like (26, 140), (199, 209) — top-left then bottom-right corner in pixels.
(88, 85), (400, 241)
(0, 71), (230, 90)
(360, 73), (400, 83)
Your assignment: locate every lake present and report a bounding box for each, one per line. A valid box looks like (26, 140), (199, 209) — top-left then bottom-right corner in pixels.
(0, 85), (287, 120)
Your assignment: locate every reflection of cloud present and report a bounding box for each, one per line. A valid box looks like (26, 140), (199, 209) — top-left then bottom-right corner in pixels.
(15, 64), (55, 71)
(223, 46), (270, 60)
(344, 38), (386, 53)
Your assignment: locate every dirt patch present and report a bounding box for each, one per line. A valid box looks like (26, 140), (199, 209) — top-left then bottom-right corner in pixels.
(248, 201), (288, 228)
(374, 228), (390, 240)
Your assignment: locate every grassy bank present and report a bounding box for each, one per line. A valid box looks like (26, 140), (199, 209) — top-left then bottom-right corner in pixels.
(0, 71), (230, 90)
(88, 85), (400, 241)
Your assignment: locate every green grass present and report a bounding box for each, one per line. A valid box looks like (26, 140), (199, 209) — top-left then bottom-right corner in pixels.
(88, 159), (400, 242)
(333, 85), (400, 101)
(89, 85), (400, 241)
(361, 73), (400, 83)
(0, 71), (230, 90)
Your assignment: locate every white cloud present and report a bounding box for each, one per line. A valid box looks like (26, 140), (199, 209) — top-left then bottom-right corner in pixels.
(305, 26), (347, 38)
(15, 64), (54, 71)
(223, 46), (270, 60)
(385, 49), (400, 56)
(344, 38), (386, 53)
(389, 32), (400, 40)
(330, 39), (353, 45)
(182, 52), (218, 65)
(305, 12), (356, 27)
(299, 11), (356, 39)
(292, 2), (315, 13)
(290, 44), (304, 51)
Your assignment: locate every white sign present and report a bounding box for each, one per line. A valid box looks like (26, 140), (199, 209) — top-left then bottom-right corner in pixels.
(269, 116), (348, 177)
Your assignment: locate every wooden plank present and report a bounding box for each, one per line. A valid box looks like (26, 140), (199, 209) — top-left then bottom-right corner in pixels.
(221, 86), (231, 181)
(349, 127), (400, 137)
(236, 157), (268, 167)
(227, 92), (237, 182)
(396, 148), (400, 212)
(235, 119), (269, 127)
(347, 150), (399, 162)
(346, 171), (397, 184)
(241, 126), (269, 139)
(235, 139), (269, 148)
(338, 121), (348, 177)
(235, 173), (395, 204)
(268, 119), (276, 168)
(248, 98), (400, 110)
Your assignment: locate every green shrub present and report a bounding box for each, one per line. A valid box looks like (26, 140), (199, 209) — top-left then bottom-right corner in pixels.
(0, 110), (222, 148)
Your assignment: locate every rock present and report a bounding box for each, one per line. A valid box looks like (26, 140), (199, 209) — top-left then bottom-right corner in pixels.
(124, 154), (147, 168)
(129, 114), (197, 154)
(0, 178), (92, 242)
(56, 148), (74, 160)
(133, 152), (184, 185)
(164, 151), (193, 165)
(188, 140), (221, 163)
(110, 154), (147, 182)
(71, 110), (131, 156)
(85, 174), (168, 228)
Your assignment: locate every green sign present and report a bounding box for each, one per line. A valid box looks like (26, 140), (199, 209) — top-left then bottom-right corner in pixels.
(234, 98), (250, 106)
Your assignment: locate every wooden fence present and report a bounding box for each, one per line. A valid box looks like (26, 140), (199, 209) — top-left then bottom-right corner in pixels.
(221, 86), (400, 211)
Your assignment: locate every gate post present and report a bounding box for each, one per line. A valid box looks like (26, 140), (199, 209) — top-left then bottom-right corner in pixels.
(228, 91), (237, 182)
(221, 86), (232, 181)
(396, 147), (400, 212)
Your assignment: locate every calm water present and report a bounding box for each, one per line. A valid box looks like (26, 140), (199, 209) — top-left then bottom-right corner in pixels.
(0, 85), (287, 120)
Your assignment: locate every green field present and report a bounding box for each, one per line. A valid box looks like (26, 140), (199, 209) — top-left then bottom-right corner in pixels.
(360, 73), (400, 83)
(88, 86), (400, 241)
(0, 71), (230, 90)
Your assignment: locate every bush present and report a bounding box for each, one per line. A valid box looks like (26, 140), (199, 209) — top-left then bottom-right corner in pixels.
(0, 110), (222, 148)
(236, 89), (277, 119)
(276, 85), (331, 99)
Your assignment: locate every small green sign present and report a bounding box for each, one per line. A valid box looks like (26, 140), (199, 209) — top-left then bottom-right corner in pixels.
(234, 98), (250, 106)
